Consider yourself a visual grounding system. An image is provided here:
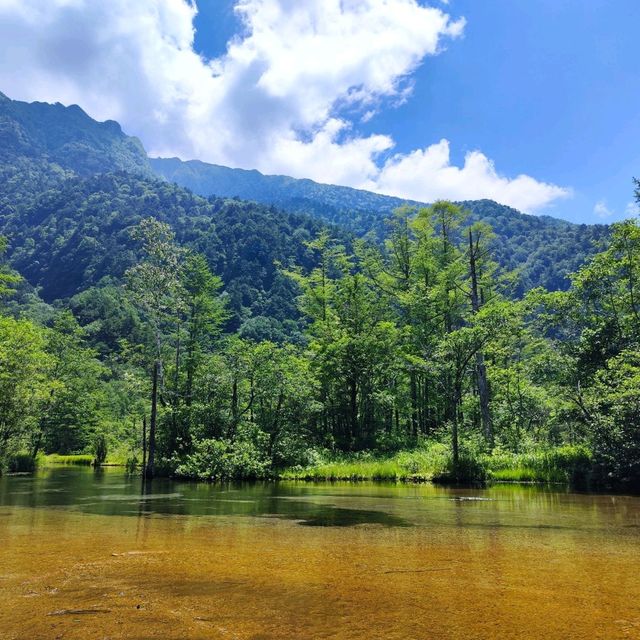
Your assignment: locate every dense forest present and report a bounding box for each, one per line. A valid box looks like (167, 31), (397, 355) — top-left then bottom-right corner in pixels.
(1, 93), (639, 490)
(153, 156), (610, 293)
(2, 190), (640, 488)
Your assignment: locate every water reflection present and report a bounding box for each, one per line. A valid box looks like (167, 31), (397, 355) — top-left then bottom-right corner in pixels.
(1, 468), (640, 639)
(1, 467), (639, 533)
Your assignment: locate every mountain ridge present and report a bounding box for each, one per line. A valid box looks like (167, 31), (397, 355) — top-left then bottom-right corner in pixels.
(0, 92), (611, 296)
(151, 155), (610, 292)
(0, 91), (152, 178)
(151, 155), (573, 228)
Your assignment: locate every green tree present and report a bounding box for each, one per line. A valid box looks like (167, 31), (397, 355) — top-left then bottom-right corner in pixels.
(0, 316), (50, 468)
(125, 218), (185, 478)
(32, 311), (105, 457)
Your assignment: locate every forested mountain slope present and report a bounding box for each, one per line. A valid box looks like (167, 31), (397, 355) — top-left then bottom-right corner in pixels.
(152, 157), (610, 292)
(0, 91), (609, 309)
(0, 94), (348, 339)
(0, 91), (151, 178)
(1, 172), (343, 338)
(0, 91), (152, 219)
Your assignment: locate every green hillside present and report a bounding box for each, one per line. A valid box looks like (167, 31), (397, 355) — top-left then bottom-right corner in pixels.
(152, 156), (610, 292)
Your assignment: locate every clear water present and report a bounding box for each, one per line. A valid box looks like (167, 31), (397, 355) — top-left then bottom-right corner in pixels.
(1, 467), (639, 639)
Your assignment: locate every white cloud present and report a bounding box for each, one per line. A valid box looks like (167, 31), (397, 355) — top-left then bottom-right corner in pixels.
(593, 199), (640, 220)
(625, 201), (640, 217)
(594, 200), (614, 218)
(365, 140), (571, 212)
(0, 0), (569, 212)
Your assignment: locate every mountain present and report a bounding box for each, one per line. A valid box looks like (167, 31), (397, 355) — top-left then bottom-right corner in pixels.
(0, 91), (151, 178)
(149, 157), (419, 232)
(0, 94), (350, 340)
(3, 171), (336, 328)
(0, 91), (610, 319)
(0, 91), (153, 224)
(151, 157), (610, 292)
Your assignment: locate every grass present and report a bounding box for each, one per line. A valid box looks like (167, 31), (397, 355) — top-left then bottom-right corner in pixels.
(282, 444), (460, 482)
(282, 444), (593, 486)
(6, 453), (38, 473)
(483, 446), (592, 484)
(42, 454), (94, 466)
(40, 445), (136, 468)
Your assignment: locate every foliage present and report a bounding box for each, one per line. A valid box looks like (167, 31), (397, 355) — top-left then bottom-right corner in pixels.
(93, 433), (108, 466)
(153, 156), (609, 293)
(174, 432), (271, 481)
(1, 91), (640, 488)
(0, 315), (50, 469)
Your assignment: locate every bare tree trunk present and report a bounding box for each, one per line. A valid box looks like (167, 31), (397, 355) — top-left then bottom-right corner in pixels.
(410, 371), (419, 439)
(349, 377), (358, 448)
(451, 414), (459, 466)
(146, 360), (159, 479)
(142, 415), (147, 474)
(469, 229), (493, 447)
(170, 332), (181, 455)
(476, 352), (493, 446)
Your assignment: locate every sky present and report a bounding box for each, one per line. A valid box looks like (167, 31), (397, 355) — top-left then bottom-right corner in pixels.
(0, 0), (638, 223)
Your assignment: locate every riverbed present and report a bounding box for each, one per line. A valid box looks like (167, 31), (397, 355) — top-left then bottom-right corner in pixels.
(1, 467), (639, 639)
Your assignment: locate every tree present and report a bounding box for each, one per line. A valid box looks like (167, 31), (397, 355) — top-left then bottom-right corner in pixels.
(180, 252), (227, 446)
(0, 236), (20, 300)
(125, 218), (185, 478)
(0, 316), (50, 468)
(31, 311), (105, 457)
(467, 222), (497, 447)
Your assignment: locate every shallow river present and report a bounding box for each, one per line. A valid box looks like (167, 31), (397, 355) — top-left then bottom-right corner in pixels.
(1, 467), (639, 639)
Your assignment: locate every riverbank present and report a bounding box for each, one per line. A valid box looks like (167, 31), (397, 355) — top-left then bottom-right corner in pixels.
(281, 445), (593, 486)
(5, 444), (594, 488)
(5, 450), (133, 473)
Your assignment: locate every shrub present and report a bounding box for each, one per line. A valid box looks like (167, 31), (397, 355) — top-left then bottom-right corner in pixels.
(7, 452), (37, 473)
(92, 433), (108, 466)
(174, 437), (271, 481)
(431, 453), (488, 484)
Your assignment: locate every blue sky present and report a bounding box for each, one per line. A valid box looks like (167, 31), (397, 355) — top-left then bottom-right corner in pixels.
(1, 0), (638, 223)
(192, 0), (640, 224)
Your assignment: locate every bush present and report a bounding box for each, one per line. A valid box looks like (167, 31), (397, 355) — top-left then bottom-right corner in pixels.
(92, 433), (108, 466)
(174, 436), (271, 481)
(7, 452), (37, 473)
(431, 454), (488, 484)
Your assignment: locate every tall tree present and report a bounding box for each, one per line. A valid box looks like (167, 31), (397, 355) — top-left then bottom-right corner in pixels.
(467, 222), (496, 447)
(125, 218), (185, 478)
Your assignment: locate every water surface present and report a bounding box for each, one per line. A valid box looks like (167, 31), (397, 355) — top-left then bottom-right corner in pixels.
(1, 467), (639, 639)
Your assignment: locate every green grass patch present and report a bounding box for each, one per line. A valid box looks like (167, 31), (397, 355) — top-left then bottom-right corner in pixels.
(282, 444), (593, 486)
(41, 447), (133, 468)
(483, 446), (592, 485)
(43, 454), (94, 466)
(281, 444), (474, 482)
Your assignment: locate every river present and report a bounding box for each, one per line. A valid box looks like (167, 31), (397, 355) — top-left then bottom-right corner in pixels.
(1, 467), (639, 639)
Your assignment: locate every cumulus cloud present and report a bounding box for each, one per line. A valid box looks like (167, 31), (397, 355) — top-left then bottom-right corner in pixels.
(0, 0), (569, 212)
(366, 140), (571, 212)
(625, 201), (640, 217)
(594, 200), (614, 219)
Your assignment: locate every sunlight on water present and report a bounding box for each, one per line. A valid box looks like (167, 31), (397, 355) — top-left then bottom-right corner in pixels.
(1, 467), (639, 639)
